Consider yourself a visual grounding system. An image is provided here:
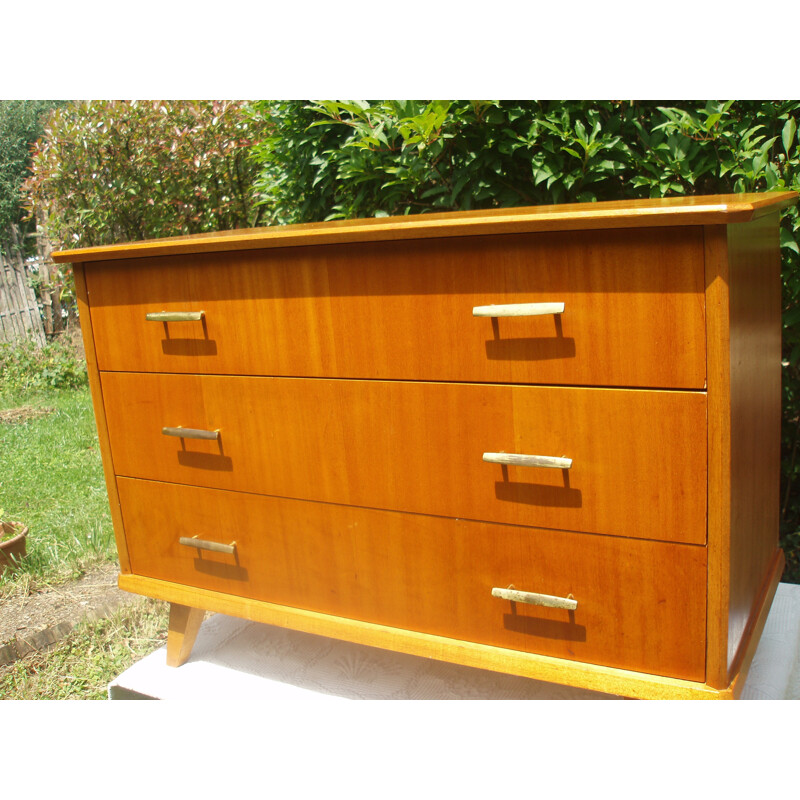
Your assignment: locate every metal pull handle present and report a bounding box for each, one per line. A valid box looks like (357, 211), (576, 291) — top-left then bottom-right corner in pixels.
(473, 302), (564, 317)
(492, 587), (577, 610)
(162, 426), (220, 441)
(483, 452), (572, 469)
(146, 311), (205, 322)
(179, 536), (236, 555)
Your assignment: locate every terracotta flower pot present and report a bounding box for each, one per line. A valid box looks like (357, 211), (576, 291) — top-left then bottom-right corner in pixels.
(0, 521), (28, 574)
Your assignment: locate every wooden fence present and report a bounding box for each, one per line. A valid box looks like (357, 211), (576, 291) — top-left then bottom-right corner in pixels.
(0, 240), (45, 347)
(0, 219), (67, 347)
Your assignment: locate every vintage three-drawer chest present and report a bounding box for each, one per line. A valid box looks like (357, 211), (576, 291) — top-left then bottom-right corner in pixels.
(52, 191), (798, 699)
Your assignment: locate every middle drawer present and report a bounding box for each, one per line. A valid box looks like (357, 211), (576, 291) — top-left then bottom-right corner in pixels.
(101, 373), (707, 544)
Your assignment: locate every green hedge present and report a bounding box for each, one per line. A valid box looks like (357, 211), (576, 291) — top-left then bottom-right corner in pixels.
(23, 100), (264, 248)
(0, 100), (65, 250)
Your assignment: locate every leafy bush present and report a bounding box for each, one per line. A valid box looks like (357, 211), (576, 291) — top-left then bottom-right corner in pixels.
(0, 100), (66, 250)
(248, 101), (798, 232)
(0, 337), (87, 394)
(22, 100), (266, 250)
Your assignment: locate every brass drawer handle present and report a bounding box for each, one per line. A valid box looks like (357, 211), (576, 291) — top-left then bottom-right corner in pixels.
(162, 426), (220, 441)
(146, 311), (205, 322)
(179, 536), (236, 555)
(473, 302), (564, 317)
(483, 452), (572, 469)
(492, 587), (577, 610)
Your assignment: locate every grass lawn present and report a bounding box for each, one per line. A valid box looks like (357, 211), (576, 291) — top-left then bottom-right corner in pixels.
(0, 598), (168, 699)
(1, 381), (172, 699)
(1, 385), (116, 589)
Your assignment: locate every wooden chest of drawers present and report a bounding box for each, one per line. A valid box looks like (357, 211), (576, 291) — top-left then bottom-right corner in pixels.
(53, 192), (798, 699)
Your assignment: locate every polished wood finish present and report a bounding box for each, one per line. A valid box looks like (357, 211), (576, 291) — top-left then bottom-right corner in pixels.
(726, 215), (783, 672)
(166, 603), (205, 667)
(704, 215), (784, 688)
(84, 228), (706, 388)
(62, 193), (796, 698)
(100, 373), (707, 543)
(726, 549), (785, 699)
(121, 573), (727, 699)
(704, 224), (733, 688)
(52, 191), (797, 263)
(72, 263), (131, 572)
(118, 477), (707, 680)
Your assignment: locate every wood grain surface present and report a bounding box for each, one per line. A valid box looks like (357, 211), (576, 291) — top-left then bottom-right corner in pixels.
(704, 216), (784, 687)
(101, 372), (708, 543)
(118, 477), (708, 681)
(84, 227), (707, 388)
(165, 604), (205, 667)
(72, 263), (131, 572)
(121, 573), (727, 698)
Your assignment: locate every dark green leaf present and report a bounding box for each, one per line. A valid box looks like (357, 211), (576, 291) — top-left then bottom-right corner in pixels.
(781, 227), (800, 254)
(783, 117), (797, 156)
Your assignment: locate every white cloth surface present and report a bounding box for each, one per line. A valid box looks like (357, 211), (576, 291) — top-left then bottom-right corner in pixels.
(740, 582), (800, 699)
(109, 583), (800, 700)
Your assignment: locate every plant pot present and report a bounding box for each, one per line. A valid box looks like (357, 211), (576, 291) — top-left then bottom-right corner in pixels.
(0, 521), (28, 574)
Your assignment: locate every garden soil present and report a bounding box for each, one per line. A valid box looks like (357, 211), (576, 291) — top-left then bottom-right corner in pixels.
(0, 562), (135, 673)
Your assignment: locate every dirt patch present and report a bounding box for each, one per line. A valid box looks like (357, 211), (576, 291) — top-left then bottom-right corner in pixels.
(0, 406), (54, 424)
(0, 563), (137, 668)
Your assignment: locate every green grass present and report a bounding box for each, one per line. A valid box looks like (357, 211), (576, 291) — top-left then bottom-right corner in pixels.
(0, 379), (169, 700)
(0, 597), (169, 699)
(0, 385), (115, 589)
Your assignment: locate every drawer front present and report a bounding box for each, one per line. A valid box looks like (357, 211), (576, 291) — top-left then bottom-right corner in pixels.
(102, 373), (707, 544)
(118, 478), (707, 681)
(86, 227), (707, 388)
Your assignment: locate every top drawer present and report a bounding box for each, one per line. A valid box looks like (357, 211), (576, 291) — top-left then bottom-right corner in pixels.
(85, 226), (707, 388)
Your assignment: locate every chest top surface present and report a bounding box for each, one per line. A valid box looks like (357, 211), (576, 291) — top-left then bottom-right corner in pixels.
(52, 192), (798, 264)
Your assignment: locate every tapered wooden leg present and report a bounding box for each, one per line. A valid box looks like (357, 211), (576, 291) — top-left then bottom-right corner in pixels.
(166, 603), (206, 667)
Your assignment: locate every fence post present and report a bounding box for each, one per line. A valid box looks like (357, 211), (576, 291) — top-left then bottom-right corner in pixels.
(0, 226), (46, 347)
(33, 209), (64, 337)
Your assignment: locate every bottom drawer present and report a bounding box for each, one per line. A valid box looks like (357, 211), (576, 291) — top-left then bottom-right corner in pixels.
(118, 478), (707, 681)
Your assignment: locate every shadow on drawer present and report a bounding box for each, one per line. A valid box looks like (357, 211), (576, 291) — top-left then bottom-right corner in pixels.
(484, 314), (576, 362)
(162, 338), (218, 356)
(177, 451), (233, 471)
(503, 611), (587, 642)
(191, 556), (248, 583)
(485, 336), (577, 361)
(495, 480), (582, 508)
